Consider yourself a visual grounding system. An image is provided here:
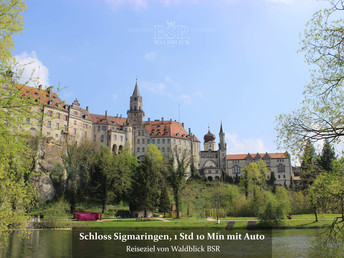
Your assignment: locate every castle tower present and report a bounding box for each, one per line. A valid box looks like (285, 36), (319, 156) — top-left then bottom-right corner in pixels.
(204, 127), (216, 151)
(218, 122), (227, 172)
(127, 80), (145, 126)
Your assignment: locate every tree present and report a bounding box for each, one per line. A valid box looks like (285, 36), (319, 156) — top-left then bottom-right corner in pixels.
(0, 0), (26, 64)
(276, 4), (344, 154)
(241, 160), (267, 200)
(299, 140), (321, 190)
(167, 150), (189, 219)
(159, 185), (171, 217)
(129, 145), (162, 217)
(0, 0), (39, 243)
(319, 139), (336, 172)
(63, 141), (96, 212)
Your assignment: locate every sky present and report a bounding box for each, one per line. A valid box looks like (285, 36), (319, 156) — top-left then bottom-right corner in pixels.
(12, 0), (331, 155)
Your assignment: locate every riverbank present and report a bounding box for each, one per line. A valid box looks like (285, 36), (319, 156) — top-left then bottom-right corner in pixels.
(32, 214), (339, 230)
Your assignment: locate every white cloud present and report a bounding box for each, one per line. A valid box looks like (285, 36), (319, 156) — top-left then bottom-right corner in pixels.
(226, 133), (267, 154)
(14, 51), (49, 88)
(113, 94), (119, 100)
(144, 51), (158, 60)
(141, 80), (166, 94)
(179, 94), (192, 104)
(104, 0), (148, 10)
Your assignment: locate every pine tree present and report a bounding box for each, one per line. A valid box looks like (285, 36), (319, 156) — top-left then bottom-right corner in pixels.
(159, 185), (171, 217)
(319, 139), (336, 172)
(300, 140), (320, 190)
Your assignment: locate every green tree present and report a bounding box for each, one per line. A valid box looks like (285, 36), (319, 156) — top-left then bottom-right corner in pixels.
(300, 140), (321, 190)
(258, 187), (291, 226)
(241, 160), (267, 200)
(0, 0), (26, 64)
(167, 151), (189, 219)
(319, 139), (336, 172)
(63, 141), (96, 212)
(0, 0), (38, 242)
(276, 4), (344, 154)
(129, 145), (162, 217)
(159, 185), (171, 217)
(112, 148), (138, 203)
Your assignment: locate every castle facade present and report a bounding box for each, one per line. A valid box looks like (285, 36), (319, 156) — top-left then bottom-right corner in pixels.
(18, 81), (292, 186)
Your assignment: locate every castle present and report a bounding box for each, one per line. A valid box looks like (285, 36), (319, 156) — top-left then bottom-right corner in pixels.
(18, 81), (292, 186)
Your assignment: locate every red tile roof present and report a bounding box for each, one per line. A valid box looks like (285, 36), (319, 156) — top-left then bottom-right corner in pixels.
(16, 84), (65, 108)
(227, 153), (288, 160)
(89, 114), (127, 125)
(143, 120), (200, 142)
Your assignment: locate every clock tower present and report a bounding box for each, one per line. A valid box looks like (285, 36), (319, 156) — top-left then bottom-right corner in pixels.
(127, 80), (145, 126)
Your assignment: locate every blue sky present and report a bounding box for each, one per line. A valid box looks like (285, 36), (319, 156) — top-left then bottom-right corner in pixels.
(13, 0), (330, 155)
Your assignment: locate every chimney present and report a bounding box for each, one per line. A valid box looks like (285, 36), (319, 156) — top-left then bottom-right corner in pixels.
(161, 117), (164, 124)
(116, 113), (118, 117)
(148, 118), (150, 124)
(182, 122), (184, 128)
(170, 118), (172, 122)
(188, 128), (191, 135)
(86, 106), (89, 111)
(38, 85), (42, 90)
(120, 114), (122, 118)
(105, 110), (107, 119)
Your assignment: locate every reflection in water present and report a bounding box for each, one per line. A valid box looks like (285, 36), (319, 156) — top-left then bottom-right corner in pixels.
(1, 230), (72, 258)
(1, 228), (323, 258)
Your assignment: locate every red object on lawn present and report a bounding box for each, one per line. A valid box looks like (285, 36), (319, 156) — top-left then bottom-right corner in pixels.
(73, 212), (102, 221)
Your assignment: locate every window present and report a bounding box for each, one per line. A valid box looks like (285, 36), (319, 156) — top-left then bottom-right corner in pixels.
(47, 121), (51, 128)
(64, 125), (67, 131)
(55, 134), (58, 138)
(157, 139), (160, 144)
(178, 140), (181, 145)
(173, 139), (176, 144)
(152, 139), (155, 144)
(84, 124), (88, 129)
(84, 132), (87, 137)
(138, 132), (141, 136)
(147, 139), (150, 144)
(94, 134), (96, 140)
(48, 110), (52, 117)
(137, 139), (140, 144)
(162, 147), (165, 152)
(278, 175), (281, 179)
(114, 135), (117, 140)
(102, 126), (107, 131)
(57, 113), (61, 119)
(74, 120), (77, 125)
(277, 164), (285, 173)
(137, 147), (140, 153)
(73, 128), (76, 135)
(142, 139), (145, 144)
(183, 141), (186, 146)
(232, 166), (241, 174)
(64, 115), (68, 121)
(120, 136), (123, 141)
(142, 147), (145, 152)
(167, 148), (170, 152)
(73, 111), (78, 115)
(98, 126), (100, 131)
(101, 135), (104, 142)
(162, 139), (165, 144)
(167, 139), (170, 144)
(56, 123), (59, 130)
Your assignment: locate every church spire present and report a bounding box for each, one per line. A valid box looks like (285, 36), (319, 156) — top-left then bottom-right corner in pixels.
(132, 79), (140, 96)
(220, 121), (223, 134)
